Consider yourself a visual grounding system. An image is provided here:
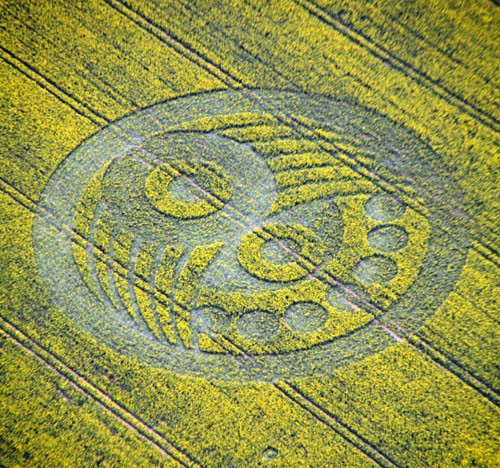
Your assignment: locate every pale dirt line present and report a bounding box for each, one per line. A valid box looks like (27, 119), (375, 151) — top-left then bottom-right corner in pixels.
(2, 20), (499, 451)
(0, 316), (203, 468)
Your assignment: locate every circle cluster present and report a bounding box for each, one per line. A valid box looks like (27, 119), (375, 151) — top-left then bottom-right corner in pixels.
(33, 90), (466, 381)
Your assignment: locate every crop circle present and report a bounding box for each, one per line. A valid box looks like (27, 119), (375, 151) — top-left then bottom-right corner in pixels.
(33, 90), (467, 381)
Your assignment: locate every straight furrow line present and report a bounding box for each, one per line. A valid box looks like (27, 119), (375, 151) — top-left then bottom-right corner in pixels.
(208, 334), (399, 468)
(274, 382), (402, 468)
(0, 45), (108, 127)
(102, 0), (235, 88)
(0, 174), (236, 353)
(385, 10), (500, 93)
(452, 289), (500, 327)
(472, 241), (500, 272)
(58, 157), (500, 407)
(176, 0), (303, 90)
(0, 18), (133, 109)
(105, 1), (421, 207)
(3, 45), (498, 414)
(403, 332), (500, 407)
(292, 0), (500, 134)
(2, 49), (499, 411)
(0, 316), (204, 468)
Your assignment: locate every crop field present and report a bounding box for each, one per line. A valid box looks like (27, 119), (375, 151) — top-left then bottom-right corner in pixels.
(0, 0), (499, 467)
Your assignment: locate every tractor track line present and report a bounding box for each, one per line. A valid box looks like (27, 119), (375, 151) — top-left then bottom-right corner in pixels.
(103, 0), (233, 88)
(453, 289), (500, 327)
(274, 382), (403, 468)
(0, 44), (108, 127)
(292, 0), (500, 135)
(385, 9), (500, 93)
(0, 316), (205, 468)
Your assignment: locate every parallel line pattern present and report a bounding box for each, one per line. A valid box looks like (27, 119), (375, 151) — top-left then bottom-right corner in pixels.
(293, 0), (500, 134)
(0, 316), (204, 468)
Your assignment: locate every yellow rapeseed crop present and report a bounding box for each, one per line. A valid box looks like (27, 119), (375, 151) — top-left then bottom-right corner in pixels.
(0, 1), (499, 467)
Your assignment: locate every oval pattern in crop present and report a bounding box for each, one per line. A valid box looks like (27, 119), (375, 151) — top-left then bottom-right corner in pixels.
(33, 90), (467, 381)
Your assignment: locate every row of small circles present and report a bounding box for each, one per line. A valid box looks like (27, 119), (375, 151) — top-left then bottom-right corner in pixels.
(354, 194), (408, 286)
(195, 194), (410, 342)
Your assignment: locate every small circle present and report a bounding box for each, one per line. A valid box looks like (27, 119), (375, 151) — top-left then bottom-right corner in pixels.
(33, 89), (467, 381)
(144, 162), (232, 219)
(237, 224), (323, 283)
(367, 225), (408, 252)
(237, 311), (280, 341)
(354, 255), (398, 285)
(168, 175), (201, 203)
(365, 194), (406, 222)
(284, 302), (328, 334)
(261, 238), (299, 265)
(262, 447), (279, 461)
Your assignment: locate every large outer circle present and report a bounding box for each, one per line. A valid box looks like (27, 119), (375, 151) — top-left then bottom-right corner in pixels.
(32, 89), (468, 382)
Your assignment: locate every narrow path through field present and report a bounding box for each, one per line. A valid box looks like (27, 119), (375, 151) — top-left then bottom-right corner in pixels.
(1, 6), (499, 464)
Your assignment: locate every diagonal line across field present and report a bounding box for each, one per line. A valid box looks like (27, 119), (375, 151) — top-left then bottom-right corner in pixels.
(292, 0), (500, 135)
(274, 382), (401, 468)
(0, 31), (500, 458)
(0, 44), (108, 127)
(0, 316), (204, 468)
(102, 0), (500, 271)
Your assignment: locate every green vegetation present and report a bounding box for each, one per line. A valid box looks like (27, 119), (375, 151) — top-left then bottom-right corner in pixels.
(1, 0), (499, 467)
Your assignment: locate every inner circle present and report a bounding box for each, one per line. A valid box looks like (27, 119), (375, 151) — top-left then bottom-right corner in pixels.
(31, 89), (467, 382)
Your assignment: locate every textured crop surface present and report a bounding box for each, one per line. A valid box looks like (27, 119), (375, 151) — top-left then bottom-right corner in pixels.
(0, 0), (499, 467)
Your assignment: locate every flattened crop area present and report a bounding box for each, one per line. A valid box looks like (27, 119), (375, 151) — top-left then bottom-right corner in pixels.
(1, 1), (499, 467)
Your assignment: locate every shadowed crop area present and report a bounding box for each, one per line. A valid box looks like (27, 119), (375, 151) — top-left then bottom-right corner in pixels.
(0, 1), (499, 467)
